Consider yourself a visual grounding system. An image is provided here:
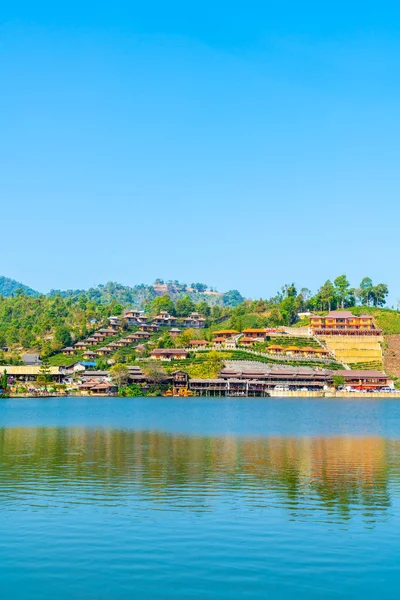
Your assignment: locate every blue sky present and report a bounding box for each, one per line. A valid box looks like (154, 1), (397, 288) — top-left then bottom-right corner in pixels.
(1, 1), (400, 303)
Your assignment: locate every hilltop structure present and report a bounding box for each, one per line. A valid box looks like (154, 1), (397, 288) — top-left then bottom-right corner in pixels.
(310, 312), (381, 335)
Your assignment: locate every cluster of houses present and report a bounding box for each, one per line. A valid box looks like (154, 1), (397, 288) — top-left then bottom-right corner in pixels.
(124, 310), (206, 329)
(61, 310), (207, 359)
(61, 310), (379, 363)
(2, 363), (394, 397)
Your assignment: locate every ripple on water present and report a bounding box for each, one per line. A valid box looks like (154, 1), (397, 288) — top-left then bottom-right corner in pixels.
(1, 399), (400, 599)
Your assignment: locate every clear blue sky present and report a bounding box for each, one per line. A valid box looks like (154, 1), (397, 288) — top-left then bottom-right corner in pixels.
(1, 1), (400, 303)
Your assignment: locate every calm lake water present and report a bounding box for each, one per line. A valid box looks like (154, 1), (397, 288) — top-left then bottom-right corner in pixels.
(1, 397), (400, 599)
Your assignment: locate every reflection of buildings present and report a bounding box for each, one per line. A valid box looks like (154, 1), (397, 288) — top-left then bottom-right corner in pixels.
(0, 428), (392, 522)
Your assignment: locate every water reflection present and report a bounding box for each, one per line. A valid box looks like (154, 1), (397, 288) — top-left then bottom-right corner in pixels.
(0, 427), (398, 523)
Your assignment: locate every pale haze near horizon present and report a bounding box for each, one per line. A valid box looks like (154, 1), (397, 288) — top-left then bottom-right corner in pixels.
(1, 2), (399, 303)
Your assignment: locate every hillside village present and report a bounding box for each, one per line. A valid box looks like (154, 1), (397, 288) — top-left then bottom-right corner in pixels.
(1, 302), (398, 397)
(1, 273), (400, 397)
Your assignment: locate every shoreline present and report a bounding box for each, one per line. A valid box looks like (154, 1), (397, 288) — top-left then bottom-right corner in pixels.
(3, 391), (400, 399)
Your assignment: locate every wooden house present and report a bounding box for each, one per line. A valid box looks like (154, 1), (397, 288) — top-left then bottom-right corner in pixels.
(139, 323), (159, 333)
(169, 328), (182, 336)
(212, 330), (238, 340)
(97, 347), (112, 356)
(183, 312), (206, 329)
(74, 341), (87, 351)
(189, 340), (208, 347)
(150, 349), (189, 361)
(152, 311), (177, 326)
(241, 328), (268, 340)
(96, 328), (115, 337)
(62, 347), (75, 355)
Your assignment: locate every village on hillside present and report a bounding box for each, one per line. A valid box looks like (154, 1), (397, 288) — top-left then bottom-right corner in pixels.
(0, 306), (396, 398)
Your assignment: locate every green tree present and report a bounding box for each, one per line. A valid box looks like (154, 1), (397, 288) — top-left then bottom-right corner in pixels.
(319, 280), (336, 311)
(191, 283), (208, 292)
(1, 368), (8, 392)
(280, 297), (297, 325)
(150, 295), (176, 316)
(177, 329), (195, 347)
(371, 283), (389, 307)
(332, 375), (345, 390)
(195, 301), (211, 317)
(222, 290), (244, 307)
(54, 326), (72, 347)
(334, 275), (351, 309)
(156, 334), (175, 348)
(359, 277), (374, 306)
(142, 362), (167, 386)
(175, 295), (195, 317)
(110, 363), (130, 387)
(37, 358), (51, 390)
(282, 283), (297, 298)
(118, 384), (143, 397)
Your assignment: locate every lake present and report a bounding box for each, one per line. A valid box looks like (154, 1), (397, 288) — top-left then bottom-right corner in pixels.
(1, 396), (400, 599)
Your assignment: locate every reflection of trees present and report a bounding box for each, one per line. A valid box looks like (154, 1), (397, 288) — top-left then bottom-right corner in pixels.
(0, 427), (395, 521)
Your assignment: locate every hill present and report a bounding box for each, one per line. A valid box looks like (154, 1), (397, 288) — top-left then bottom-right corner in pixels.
(0, 276), (39, 298)
(48, 281), (244, 308)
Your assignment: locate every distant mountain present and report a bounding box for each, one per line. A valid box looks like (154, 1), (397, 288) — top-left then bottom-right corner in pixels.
(0, 275), (244, 307)
(0, 276), (39, 298)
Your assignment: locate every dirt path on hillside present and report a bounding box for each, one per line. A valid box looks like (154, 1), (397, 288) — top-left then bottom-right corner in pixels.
(383, 335), (400, 377)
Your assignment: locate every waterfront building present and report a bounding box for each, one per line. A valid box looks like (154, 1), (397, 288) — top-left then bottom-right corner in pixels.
(333, 369), (391, 390)
(171, 370), (189, 390)
(89, 381), (115, 394)
(3, 365), (63, 383)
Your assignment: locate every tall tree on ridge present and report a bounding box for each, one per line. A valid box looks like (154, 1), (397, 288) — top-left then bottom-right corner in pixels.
(334, 275), (351, 309)
(359, 277), (374, 306)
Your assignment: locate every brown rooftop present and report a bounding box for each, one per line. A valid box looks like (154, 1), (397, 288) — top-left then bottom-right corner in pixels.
(150, 349), (188, 355)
